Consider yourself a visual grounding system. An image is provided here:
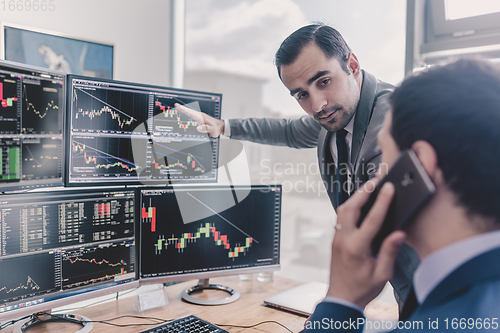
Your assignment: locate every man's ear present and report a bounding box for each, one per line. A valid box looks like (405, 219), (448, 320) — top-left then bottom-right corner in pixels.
(347, 53), (361, 77)
(411, 140), (438, 178)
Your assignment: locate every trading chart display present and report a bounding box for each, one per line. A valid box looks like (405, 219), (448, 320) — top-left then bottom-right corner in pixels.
(67, 77), (221, 185)
(0, 61), (65, 191)
(0, 189), (135, 315)
(139, 186), (281, 281)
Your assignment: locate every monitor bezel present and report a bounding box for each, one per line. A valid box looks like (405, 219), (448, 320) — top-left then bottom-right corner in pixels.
(136, 184), (282, 286)
(0, 59), (66, 193)
(65, 74), (222, 188)
(0, 187), (138, 322)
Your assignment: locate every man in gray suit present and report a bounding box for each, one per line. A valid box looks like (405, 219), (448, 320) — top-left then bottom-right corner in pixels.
(176, 23), (417, 307)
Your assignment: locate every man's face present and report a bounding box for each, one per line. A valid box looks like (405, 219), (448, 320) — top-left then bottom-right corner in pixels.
(280, 42), (361, 132)
(377, 111), (400, 176)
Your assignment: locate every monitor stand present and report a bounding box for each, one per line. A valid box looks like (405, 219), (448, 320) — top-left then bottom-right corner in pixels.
(13, 311), (93, 333)
(181, 278), (240, 305)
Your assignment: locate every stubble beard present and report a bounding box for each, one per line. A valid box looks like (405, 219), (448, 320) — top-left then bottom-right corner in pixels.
(315, 104), (356, 132)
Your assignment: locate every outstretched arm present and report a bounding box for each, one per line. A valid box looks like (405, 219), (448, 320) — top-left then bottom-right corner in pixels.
(175, 103), (321, 149)
(175, 103), (226, 138)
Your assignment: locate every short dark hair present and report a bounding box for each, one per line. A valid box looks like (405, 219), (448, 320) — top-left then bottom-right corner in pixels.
(275, 23), (351, 78)
(390, 59), (500, 224)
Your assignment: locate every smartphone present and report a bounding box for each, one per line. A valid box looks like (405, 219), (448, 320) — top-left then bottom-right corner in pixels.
(357, 149), (436, 255)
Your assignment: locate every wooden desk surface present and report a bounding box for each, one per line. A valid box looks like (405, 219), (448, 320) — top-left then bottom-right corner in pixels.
(8, 275), (306, 333)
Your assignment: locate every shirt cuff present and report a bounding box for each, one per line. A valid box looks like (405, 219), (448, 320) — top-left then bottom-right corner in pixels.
(223, 119), (231, 137)
(323, 296), (364, 314)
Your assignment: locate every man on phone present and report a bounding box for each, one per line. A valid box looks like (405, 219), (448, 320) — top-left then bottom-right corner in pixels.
(304, 58), (500, 332)
(176, 23), (418, 308)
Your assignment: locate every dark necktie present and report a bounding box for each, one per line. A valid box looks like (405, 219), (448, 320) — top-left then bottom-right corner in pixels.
(399, 288), (418, 320)
(336, 129), (349, 207)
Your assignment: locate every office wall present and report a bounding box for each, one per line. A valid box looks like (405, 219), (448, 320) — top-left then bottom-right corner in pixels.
(0, 0), (172, 86)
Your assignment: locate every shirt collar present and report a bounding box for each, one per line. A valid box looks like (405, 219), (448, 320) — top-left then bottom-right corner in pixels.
(414, 229), (500, 304)
(344, 113), (355, 135)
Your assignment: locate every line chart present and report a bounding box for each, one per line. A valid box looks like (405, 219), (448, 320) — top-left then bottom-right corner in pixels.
(64, 256), (127, 267)
(150, 140), (215, 178)
(75, 88), (135, 128)
(22, 82), (62, 134)
(0, 276), (40, 294)
(22, 138), (61, 180)
(61, 242), (133, 290)
(63, 268), (128, 289)
(0, 252), (56, 302)
(24, 146), (56, 167)
(71, 86), (148, 133)
(71, 138), (141, 177)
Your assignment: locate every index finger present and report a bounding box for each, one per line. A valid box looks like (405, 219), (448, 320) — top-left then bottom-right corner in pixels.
(174, 103), (206, 123)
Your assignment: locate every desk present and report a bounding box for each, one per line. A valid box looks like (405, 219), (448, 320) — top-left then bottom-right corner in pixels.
(7, 275), (306, 333)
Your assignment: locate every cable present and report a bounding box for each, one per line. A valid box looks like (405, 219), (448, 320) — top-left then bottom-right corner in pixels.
(0, 315), (32, 330)
(1, 312), (293, 331)
(216, 320), (293, 332)
(50, 313), (174, 328)
(57, 313), (293, 331)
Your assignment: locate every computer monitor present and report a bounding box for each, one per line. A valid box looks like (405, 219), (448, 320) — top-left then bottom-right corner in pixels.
(0, 60), (65, 192)
(0, 189), (137, 323)
(66, 75), (221, 186)
(138, 185), (281, 304)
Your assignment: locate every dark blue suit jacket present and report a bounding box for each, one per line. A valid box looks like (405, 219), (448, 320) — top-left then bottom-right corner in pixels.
(304, 246), (500, 332)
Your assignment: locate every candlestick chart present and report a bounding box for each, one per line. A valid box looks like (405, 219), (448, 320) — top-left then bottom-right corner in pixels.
(150, 139), (215, 180)
(139, 187), (281, 278)
(152, 97), (218, 138)
(72, 86), (148, 134)
(70, 137), (141, 180)
(61, 241), (134, 290)
(0, 77), (20, 133)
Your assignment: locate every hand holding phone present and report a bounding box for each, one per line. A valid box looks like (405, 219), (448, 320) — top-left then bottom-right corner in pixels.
(357, 149), (436, 255)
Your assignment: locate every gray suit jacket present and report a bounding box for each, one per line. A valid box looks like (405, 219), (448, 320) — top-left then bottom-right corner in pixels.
(228, 70), (419, 306)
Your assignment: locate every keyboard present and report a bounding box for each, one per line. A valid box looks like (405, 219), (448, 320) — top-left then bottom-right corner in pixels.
(140, 315), (229, 333)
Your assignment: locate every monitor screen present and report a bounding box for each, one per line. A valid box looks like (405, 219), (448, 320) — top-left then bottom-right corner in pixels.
(0, 189), (137, 321)
(138, 185), (281, 284)
(66, 76), (221, 186)
(0, 60), (65, 192)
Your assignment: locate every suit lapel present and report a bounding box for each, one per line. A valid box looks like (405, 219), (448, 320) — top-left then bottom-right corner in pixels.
(351, 71), (377, 166)
(317, 128), (338, 207)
